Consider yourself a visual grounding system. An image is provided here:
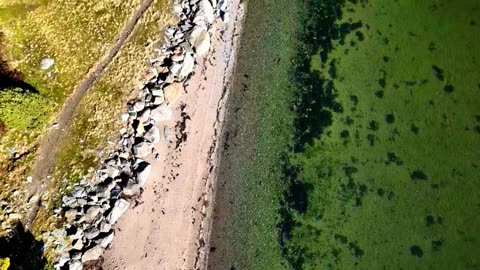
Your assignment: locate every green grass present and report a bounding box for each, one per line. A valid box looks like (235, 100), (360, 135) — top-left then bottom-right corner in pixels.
(283, 0), (480, 269)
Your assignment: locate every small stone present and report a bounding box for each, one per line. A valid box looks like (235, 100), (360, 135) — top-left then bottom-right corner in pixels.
(81, 245), (103, 263)
(40, 58), (55, 70)
(8, 213), (22, 220)
(26, 176), (33, 183)
(180, 53), (195, 78)
(138, 108), (151, 123)
(72, 186), (87, 198)
(72, 239), (83, 250)
(164, 126), (170, 140)
(64, 209), (77, 222)
(121, 113), (130, 122)
(99, 221), (111, 233)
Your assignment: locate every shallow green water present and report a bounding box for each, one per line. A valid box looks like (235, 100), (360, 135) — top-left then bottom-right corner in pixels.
(284, 0), (480, 269)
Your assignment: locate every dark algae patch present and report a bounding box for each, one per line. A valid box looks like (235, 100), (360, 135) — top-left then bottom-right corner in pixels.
(280, 0), (480, 269)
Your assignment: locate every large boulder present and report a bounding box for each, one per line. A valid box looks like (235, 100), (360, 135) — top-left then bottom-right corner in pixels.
(164, 83), (183, 104)
(81, 245), (103, 263)
(107, 199), (130, 224)
(150, 103), (172, 122)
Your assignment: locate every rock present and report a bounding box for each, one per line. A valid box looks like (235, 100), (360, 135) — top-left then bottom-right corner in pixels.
(138, 108), (151, 123)
(68, 228), (84, 240)
(164, 126), (170, 140)
(123, 182), (140, 196)
(169, 62), (183, 76)
(144, 126), (160, 144)
(151, 88), (164, 97)
(8, 213), (22, 220)
(98, 221), (111, 233)
(26, 176), (33, 183)
(171, 53), (184, 62)
(40, 58), (55, 70)
(28, 195), (39, 204)
(62, 196), (77, 207)
(57, 252), (70, 267)
(68, 260), (83, 270)
(152, 95), (165, 105)
(84, 226), (100, 240)
(81, 245), (103, 263)
(150, 103), (172, 122)
(64, 209), (77, 222)
(121, 113), (130, 122)
(69, 260), (83, 270)
(133, 100), (146, 112)
(96, 230), (114, 248)
(72, 186), (87, 198)
(189, 28), (210, 57)
(164, 83), (183, 104)
(107, 199), (130, 224)
(84, 206), (102, 223)
(133, 141), (153, 158)
(194, 0), (215, 25)
(180, 53), (195, 77)
(72, 239), (83, 250)
(135, 162), (152, 187)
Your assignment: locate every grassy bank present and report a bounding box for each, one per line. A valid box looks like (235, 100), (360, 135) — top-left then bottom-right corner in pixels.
(283, 0), (480, 269)
(0, 0), (140, 214)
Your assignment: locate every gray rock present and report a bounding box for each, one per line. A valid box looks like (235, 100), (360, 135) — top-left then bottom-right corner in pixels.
(164, 126), (171, 140)
(84, 226), (100, 240)
(71, 186), (87, 198)
(84, 206), (102, 223)
(150, 103), (172, 122)
(81, 245), (103, 263)
(133, 141), (153, 158)
(135, 162), (152, 187)
(107, 199), (130, 224)
(123, 182), (140, 196)
(144, 126), (160, 144)
(69, 260), (83, 270)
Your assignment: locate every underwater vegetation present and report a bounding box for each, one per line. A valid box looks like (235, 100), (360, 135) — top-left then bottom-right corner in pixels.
(281, 0), (480, 269)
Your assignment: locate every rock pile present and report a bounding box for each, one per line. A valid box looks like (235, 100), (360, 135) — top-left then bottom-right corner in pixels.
(46, 0), (229, 269)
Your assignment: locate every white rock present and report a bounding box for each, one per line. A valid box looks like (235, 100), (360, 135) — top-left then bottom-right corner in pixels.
(107, 199), (130, 224)
(135, 162), (152, 187)
(150, 103), (172, 122)
(180, 53), (195, 77)
(40, 58), (55, 70)
(96, 230), (114, 248)
(133, 141), (153, 158)
(69, 260), (83, 270)
(81, 245), (103, 263)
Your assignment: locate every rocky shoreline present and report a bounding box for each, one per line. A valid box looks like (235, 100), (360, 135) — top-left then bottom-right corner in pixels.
(42, 1), (229, 269)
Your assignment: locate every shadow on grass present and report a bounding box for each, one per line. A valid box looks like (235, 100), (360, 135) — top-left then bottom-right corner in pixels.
(0, 223), (46, 270)
(0, 31), (38, 93)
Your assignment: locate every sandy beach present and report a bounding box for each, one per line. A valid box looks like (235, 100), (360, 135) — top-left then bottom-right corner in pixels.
(103, 1), (243, 269)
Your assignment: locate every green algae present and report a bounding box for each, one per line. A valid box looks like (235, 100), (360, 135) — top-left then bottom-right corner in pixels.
(282, 0), (480, 269)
